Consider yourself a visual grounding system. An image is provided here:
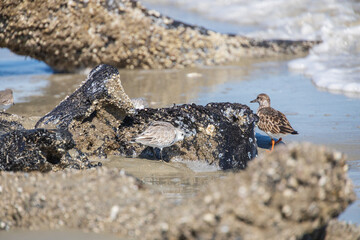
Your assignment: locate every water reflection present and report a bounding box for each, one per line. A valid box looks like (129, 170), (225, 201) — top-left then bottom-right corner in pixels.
(339, 160), (360, 223)
(9, 74), (85, 116)
(119, 61), (257, 108)
(7, 59), (259, 116)
(102, 156), (227, 204)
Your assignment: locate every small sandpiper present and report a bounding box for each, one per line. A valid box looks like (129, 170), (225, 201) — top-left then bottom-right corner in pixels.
(133, 121), (185, 160)
(131, 98), (149, 110)
(0, 89), (14, 111)
(251, 93), (298, 152)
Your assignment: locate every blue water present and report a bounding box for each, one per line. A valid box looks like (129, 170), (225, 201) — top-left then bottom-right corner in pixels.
(339, 160), (360, 223)
(0, 48), (52, 103)
(0, 48), (52, 76)
(142, 0), (360, 97)
(0, 59), (52, 77)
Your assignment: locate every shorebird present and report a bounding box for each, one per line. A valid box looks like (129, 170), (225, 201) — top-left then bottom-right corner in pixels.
(250, 93), (298, 152)
(131, 98), (149, 110)
(0, 89), (14, 111)
(133, 121), (185, 160)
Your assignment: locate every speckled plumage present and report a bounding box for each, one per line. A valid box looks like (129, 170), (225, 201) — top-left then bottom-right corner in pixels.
(134, 121), (185, 159)
(257, 107), (297, 138)
(0, 89), (14, 111)
(251, 93), (298, 150)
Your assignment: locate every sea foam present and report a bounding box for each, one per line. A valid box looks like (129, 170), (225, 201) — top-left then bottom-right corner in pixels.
(142, 0), (360, 97)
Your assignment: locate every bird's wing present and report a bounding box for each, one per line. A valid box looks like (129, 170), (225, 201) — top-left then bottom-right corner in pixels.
(258, 108), (296, 135)
(135, 123), (175, 146)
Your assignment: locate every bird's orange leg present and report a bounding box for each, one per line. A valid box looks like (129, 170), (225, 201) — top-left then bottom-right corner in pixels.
(267, 139), (275, 152)
(275, 138), (282, 145)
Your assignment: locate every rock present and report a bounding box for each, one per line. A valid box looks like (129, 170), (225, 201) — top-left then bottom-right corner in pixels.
(0, 112), (39, 135)
(0, 113), (25, 136)
(324, 220), (360, 240)
(0, 143), (355, 239)
(0, 128), (77, 172)
(0, 113), (95, 171)
(35, 64), (134, 156)
(0, 64), (257, 170)
(118, 102), (258, 169)
(146, 143), (355, 239)
(34, 64), (134, 157)
(34, 64), (257, 169)
(36, 64), (133, 129)
(0, 0), (319, 72)
(0, 112), (40, 135)
(0, 168), (159, 235)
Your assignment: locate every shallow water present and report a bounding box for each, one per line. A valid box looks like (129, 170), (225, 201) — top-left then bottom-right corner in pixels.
(342, 159), (360, 223)
(142, 0), (360, 97)
(103, 156), (225, 204)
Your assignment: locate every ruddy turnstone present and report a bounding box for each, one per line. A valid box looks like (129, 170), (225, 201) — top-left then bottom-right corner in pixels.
(133, 121), (185, 160)
(0, 89), (14, 111)
(250, 93), (298, 152)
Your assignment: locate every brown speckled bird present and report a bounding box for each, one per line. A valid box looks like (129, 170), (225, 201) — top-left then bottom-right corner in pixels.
(251, 93), (298, 151)
(0, 89), (14, 111)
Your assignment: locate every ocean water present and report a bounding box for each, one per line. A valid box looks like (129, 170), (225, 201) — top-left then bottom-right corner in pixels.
(142, 0), (360, 98)
(0, 49), (52, 103)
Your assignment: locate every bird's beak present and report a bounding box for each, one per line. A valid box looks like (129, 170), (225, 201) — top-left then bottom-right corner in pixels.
(250, 99), (257, 103)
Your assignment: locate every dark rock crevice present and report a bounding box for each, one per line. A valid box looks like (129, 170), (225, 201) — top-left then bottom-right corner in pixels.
(0, 129), (75, 172)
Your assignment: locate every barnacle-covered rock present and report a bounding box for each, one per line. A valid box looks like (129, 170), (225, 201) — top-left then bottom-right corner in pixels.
(33, 64), (257, 169)
(34, 64), (134, 157)
(0, 0), (318, 72)
(118, 102), (258, 170)
(146, 143), (356, 240)
(0, 113), (25, 136)
(35, 64), (133, 129)
(324, 220), (360, 240)
(0, 112), (94, 171)
(0, 144), (355, 239)
(0, 128), (76, 172)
